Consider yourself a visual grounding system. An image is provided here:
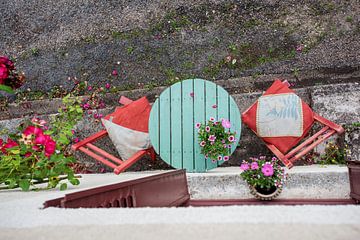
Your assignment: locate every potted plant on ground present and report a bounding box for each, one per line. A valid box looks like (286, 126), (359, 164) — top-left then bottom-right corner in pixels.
(240, 156), (288, 200)
(196, 117), (237, 163)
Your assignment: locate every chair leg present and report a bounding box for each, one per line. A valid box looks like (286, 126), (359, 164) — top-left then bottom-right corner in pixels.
(148, 148), (156, 161)
(114, 150), (148, 175)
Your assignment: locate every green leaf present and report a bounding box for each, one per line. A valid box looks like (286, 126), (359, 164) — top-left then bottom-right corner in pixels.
(0, 84), (15, 93)
(19, 179), (30, 191)
(60, 183), (67, 191)
(69, 178), (80, 186)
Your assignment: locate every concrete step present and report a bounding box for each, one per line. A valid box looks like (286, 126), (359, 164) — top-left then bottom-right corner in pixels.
(0, 166), (349, 205)
(187, 165), (350, 200)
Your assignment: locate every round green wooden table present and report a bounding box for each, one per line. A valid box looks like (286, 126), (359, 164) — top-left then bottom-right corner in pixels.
(149, 79), (241, 172)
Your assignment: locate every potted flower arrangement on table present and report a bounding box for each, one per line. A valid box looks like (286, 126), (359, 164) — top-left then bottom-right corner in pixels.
(0, 56), (25, 101)
(240, 156), (288, 200)
(196, 117), (237, 163)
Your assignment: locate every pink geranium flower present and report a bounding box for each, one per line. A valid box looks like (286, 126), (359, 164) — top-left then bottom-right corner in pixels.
(195, 123), (201, 129)
(44, 139), (56, 157)
(208, 135), (216, 142)
(223, 156), (229, 161)
(262, 163), (274, 177)
(228, 135), (235, 142)
(209, 117), (215, 121)
(251, 162), (259, 170)
(23, 126), (43, 137)
(205, 126), (210, 132)
(105, 83), (111, 89)
(221, 119), (231, 129)
(240, 163), (249, 171)
(34, 134), (47, 145)
(0, 64), (9, 82)
(217, 155), (222, 161)
(200, 141), (206, 147)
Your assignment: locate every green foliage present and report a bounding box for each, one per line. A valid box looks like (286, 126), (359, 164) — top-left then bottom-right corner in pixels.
(127, 46), (135, 55)
(240, 156), (288, 190)
(318, 142), (347, 165)
(0, 84), (15, 94)
(196, 118), (236, 162)
(346, 16), (353, 23)
(0, 95), (83, 191)
(30, 48), (39, 56)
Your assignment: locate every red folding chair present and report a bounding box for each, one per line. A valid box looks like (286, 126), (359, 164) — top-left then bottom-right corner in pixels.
(242, 80), (344, 168)
(72, 96), (156, 174)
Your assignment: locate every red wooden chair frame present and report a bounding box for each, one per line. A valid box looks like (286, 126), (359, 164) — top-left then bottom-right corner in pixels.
(72, 96), (156, 175)
(263, 81), (344, 168)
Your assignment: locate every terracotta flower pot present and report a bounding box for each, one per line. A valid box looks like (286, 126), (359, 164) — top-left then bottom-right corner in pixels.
(249, 185), (283, 201)
(347, 160), (360, 203)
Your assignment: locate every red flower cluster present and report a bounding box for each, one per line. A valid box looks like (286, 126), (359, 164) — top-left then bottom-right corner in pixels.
(1, 124), (57, 158)
(0, 138), (19, 154)
(0, 56), (25, 89)
(22, 126), (57, 157)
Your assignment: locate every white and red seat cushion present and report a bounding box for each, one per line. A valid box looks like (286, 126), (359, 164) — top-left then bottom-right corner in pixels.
(101, 96), (152, 160)
(242, 80), (314, 153)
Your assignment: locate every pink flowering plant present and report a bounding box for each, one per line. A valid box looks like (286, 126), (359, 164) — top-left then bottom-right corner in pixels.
(196, 117), (237, 162)
(0, 56), (25, 94)
(240, 156), (288, 190)
(0, 95), (83, 191)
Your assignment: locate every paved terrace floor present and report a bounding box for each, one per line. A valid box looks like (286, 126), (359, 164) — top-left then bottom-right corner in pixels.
(0, 166), (359, 240)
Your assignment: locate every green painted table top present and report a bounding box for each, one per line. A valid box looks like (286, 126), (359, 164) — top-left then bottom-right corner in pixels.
(149, 79), (241, 172)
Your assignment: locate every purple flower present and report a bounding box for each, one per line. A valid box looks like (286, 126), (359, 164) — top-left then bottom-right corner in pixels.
(212, 104), (217, 109)
(240, 163), (249, 171)
(228, 144), (232, 148)
(209, 117), (215, 121)
(217, 155), (222, 161)
(195, 122), (201, 128)
(251, 162), (259, 170)
(200, 141), (206, 147)
(208, 135), (216, 142)
(261, 163), (274, 177)
(228, 135), (235, 142)
(223, 144), (227, 148)
(221, 119), (231, 129)
(205, 126), (210, 132)
(223, 156), (229, 161)
(211, 159), (217, 163)
(259, 156), (266, 160)
(105, 83), (111, 89)
(87, 86), (93, 91)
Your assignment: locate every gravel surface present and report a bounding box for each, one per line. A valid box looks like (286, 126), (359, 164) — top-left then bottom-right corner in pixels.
(1, 0), (359, 91)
